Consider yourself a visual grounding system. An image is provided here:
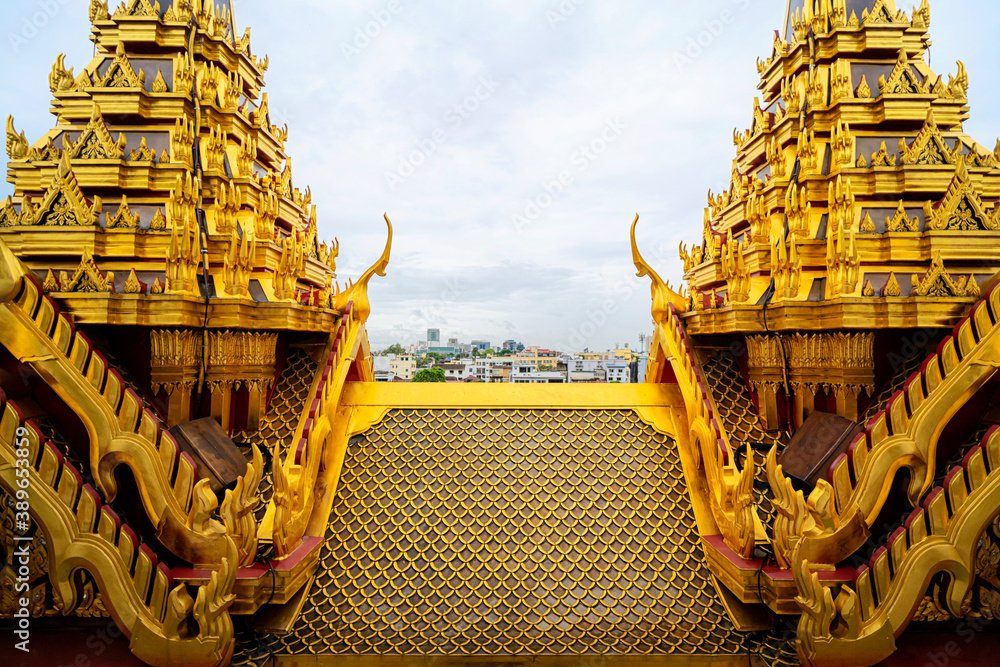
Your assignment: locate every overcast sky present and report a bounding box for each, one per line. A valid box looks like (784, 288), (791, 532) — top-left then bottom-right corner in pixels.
(1, 1), (998, 352)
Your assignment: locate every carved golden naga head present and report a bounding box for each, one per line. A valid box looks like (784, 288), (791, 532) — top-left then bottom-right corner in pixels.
(630, 214), (688, 322)
(332, 214), (393, 323)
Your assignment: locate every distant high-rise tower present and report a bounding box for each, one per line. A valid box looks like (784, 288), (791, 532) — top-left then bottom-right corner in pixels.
(427, 329), (441, 343)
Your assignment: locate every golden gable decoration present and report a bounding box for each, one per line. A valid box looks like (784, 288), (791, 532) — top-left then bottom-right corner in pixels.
(98, 42), (146, 89)
(66, 105), (127, 160)
(879, 50), (928, 95)
(899, 110), (961, 166)
(863, 0), (905, 25)
(41, 269), (59, 293)
(882, 272), (902, 297)
(924, 157), (1000, 231)
(31, 154), (103, 226)
(0, 198), (19, 228)
(113, 0), (161, 19)
(59, 248), (114, 293)
(25, 136), (60, 163)
(911, 252), (980, 298)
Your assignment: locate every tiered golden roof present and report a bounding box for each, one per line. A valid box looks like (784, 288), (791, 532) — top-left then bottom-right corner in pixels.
(682, 0), (994, 333)
(674, 0), (1000, 429)
(4, 0), (341, 333)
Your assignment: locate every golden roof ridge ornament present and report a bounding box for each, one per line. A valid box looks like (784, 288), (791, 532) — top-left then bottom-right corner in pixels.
(630, 214), (687, 321)
(332, 213), (392, 322)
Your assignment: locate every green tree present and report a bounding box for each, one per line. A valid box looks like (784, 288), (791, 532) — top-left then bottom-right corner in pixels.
(380, 343), (405, 356)
(538, 364), (552, 372)
(413, 367), (446, 383)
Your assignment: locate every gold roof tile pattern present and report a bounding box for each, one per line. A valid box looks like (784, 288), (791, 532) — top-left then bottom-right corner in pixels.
(272, 408), (742, 656)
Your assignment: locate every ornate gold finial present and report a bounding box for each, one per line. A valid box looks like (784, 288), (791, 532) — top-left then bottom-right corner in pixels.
(773, 233), (802, 301)
(150, 208), (166, 231)
(912, 0), (930, 28)
(123, 268), (145, 294)
(885, 201), (919, 232)
(206, 124), (226, 171)
(831, 119), (855, 168)
(859, 211), (876, 233)
(319, 238), (340, 273)
(107, 195), (140, 229)
(60, 248), (114, 293)
(166, 210), (202, 296)
(831, 59), (853, 99)
(273, 231), (304, 303)
(883, 272), (901, 297)
(89, 0), (109, 22)
(171, 116), (195, 167)
(172, 52), (195, 97)
(214, 181), (243, 235)
(42, 269), (60, 293)
(827, 179), (861, 298)
(856, 75), (871, 99)
(49, 54), (75, 93)
(631, 214), (687, 321)
(786, 181), (811, 238)
(331, 214), (394, 322)
(151, 69), (169, 93)
(871, 141), (897, 167)
(6, 116), (27, 160)
(222, 227), (255, 298)
(129, 136), (156, 162)
(253, 189), (279, 238)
